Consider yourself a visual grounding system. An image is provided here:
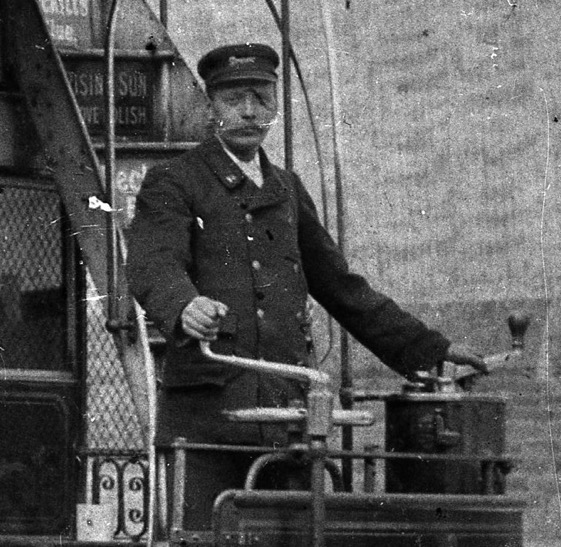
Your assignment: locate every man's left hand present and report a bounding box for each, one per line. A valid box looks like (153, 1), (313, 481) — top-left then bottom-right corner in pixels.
(445, 343), (488, 375)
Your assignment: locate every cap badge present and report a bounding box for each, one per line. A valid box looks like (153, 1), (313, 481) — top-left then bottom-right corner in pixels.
(228, 56), (256, 67)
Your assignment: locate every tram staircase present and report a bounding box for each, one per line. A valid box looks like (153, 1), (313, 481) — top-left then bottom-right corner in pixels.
(9, 0), (209, 438)
(7, 0), (209, 542)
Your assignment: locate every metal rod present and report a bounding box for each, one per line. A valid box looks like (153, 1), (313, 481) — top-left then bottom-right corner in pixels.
(244, 452), (294, 490)
(363, 444), (378, 493)
(263, 0), (334, 364)
(78, 443), (513, 463)
(104, 0), (119, 325)
(327, 449), (515, 463)
(482, 462), (494, 494)
(159, 0), (168, 27)
(316, 0), (353, 490)
(310, 439), (327, 547)
(200, 341), (331, 387)
(281, 0), (293, 171)
(157, 453), (169, 533)
(224, 407), (374, 426)
(104, 7), (159, 544)
(224, 489), (526, 507)
(171, 439), (187, 532)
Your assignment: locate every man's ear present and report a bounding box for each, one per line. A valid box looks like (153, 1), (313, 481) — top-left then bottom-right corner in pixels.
(206, 100), (221, 131)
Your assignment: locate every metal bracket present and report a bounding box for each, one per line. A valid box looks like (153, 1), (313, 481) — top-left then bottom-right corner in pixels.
(434, 409), (461, 448)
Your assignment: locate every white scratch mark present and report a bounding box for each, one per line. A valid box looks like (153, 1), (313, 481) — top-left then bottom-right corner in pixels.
(88, 196), (114, 212)
(85, 294), (108, 302)
(538, 86), (561, 523)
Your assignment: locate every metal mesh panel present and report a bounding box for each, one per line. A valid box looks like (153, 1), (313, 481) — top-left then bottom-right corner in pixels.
(0, 178), (144, 450)
(85, 273), (144, 451)
(0, 182), (65, 371)
(0, 187), (62, 290)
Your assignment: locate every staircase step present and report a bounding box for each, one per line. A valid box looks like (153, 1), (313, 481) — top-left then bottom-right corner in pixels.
(0, 539), (144, 547)
(59, 47), (176, 60)
(93, 141), (198, 153)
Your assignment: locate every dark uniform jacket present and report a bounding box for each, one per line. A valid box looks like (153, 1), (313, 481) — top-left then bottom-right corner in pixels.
(127, 137), (450, 394)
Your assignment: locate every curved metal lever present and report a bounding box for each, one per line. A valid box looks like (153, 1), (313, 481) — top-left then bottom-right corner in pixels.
(200, 341), (331, 388)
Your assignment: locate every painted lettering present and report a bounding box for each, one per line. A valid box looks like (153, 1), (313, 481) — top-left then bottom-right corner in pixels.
(67, 71), (104, 97)
(80, 106), (101, 125)
(41, 0), (89, 16)
(118, 71), (148, 98)
(115, 106), (148, 126)
(45, 19), (77, 44)
(68, 69), (149, 99)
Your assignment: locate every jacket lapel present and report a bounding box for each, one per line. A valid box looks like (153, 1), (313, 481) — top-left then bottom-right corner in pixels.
(197, 137), (246, 189)
(244, 149), (289, 212)
(197, 137), (289, 211)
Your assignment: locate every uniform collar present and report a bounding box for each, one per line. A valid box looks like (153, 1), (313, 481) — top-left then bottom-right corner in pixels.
(198, 136), (289, 211)
(198, 136), (247, 189)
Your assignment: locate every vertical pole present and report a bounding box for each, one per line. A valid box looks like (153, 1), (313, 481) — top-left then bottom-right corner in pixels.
(105, 0), (119, 325)
(160, 0), (168, 28)
(310, 439), (327, 547)
(363, 444), (378, 493)
(316, 0), (353, 491)
(307, 388), (332, 547)
(281, 0), (293, 171)
(171, 438), (187, 532)
(340, 336), (352, 491)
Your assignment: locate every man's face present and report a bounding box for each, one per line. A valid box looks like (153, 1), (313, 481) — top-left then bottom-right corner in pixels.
(210, 81), (278, 160)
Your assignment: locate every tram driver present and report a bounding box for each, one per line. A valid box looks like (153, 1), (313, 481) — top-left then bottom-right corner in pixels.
(126, 43), (487, 531)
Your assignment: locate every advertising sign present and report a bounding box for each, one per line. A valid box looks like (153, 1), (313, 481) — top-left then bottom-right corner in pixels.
(38, 0), (95, 48)
(64, 59), (154, 137)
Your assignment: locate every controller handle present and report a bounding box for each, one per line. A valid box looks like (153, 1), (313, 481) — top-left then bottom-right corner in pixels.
(508, 312), (530, 349)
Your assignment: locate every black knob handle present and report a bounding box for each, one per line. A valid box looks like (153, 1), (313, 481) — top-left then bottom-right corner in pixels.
(508, 312), (530, 349)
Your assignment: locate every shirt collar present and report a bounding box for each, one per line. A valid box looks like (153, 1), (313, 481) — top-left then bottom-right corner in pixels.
(218, 138), (264, 188)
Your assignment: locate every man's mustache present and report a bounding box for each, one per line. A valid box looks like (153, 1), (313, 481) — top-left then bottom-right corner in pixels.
(216, 115), (279, 130)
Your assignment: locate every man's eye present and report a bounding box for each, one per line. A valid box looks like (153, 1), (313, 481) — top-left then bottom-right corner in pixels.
(222, 94), (243, 104)
(257, 93), (275, 108)
(219, 90), (275, 109)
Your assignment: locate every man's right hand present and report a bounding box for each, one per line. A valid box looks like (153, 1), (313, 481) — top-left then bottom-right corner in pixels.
(180, 296), (229, 340)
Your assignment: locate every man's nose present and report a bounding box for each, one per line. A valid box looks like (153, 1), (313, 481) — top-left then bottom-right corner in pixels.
(241, 95), (257, 117)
